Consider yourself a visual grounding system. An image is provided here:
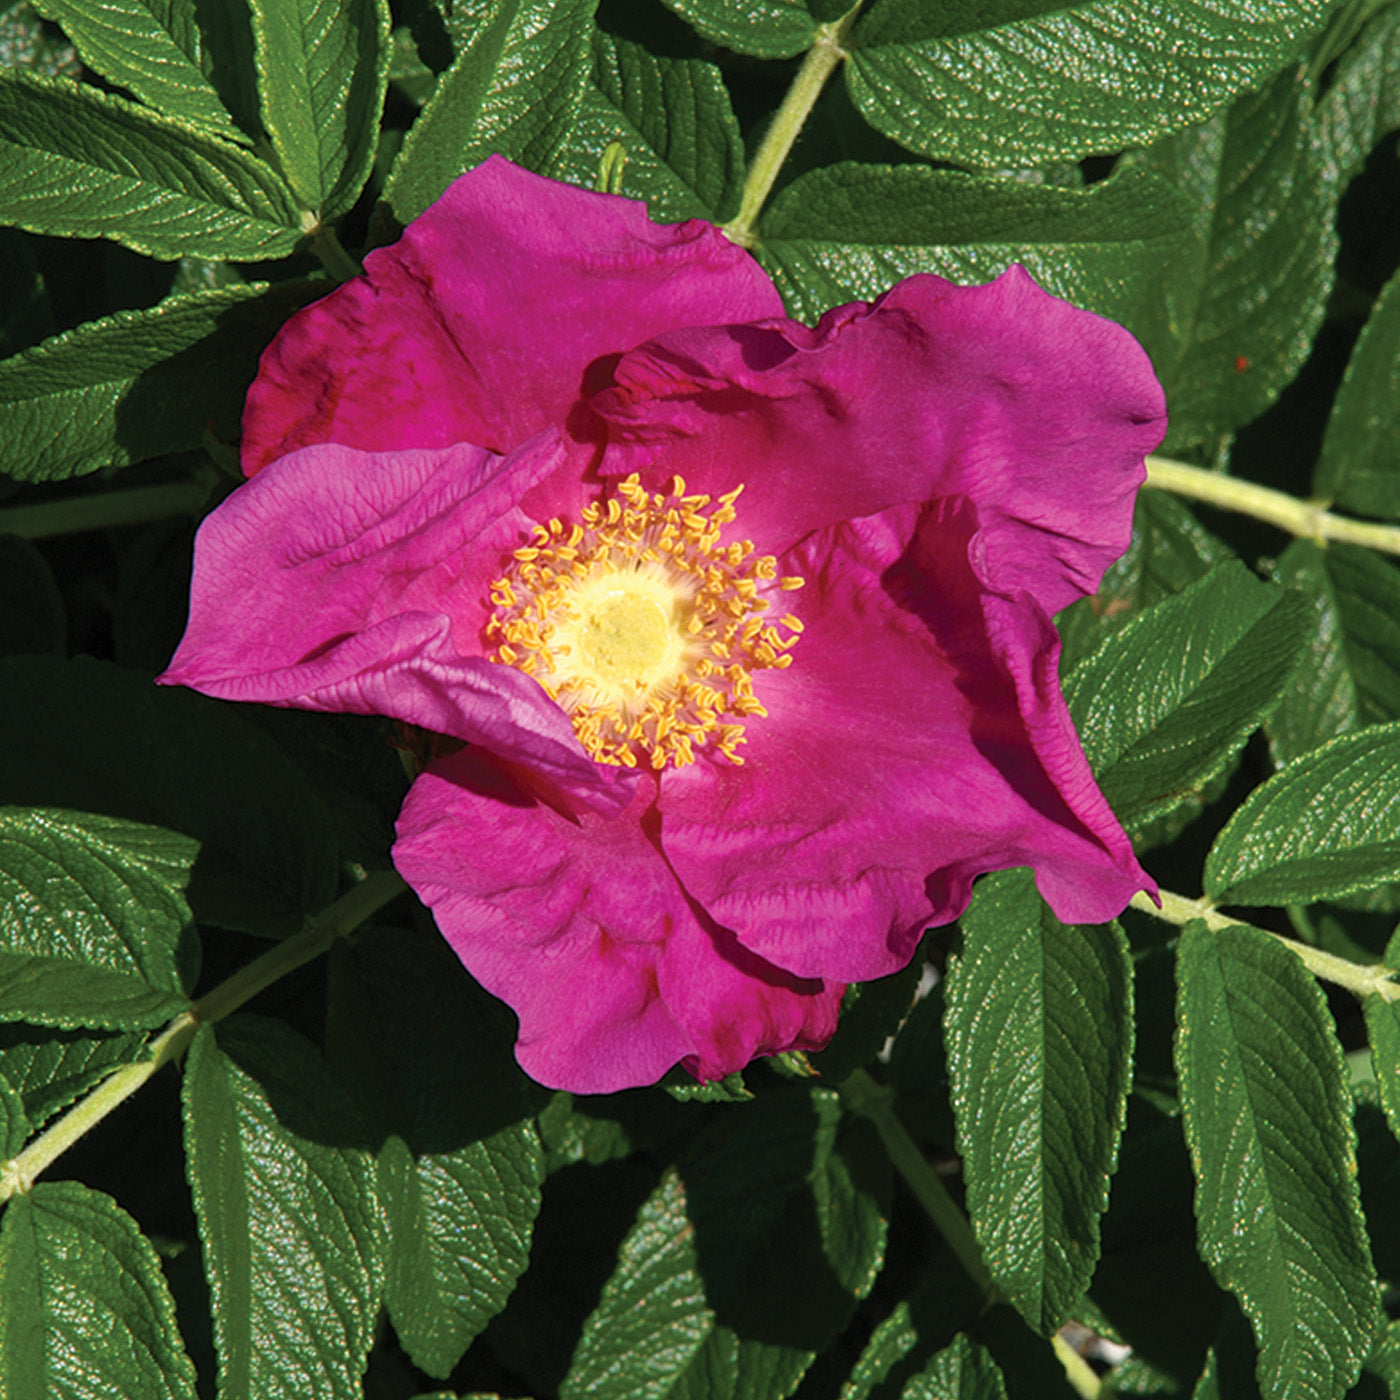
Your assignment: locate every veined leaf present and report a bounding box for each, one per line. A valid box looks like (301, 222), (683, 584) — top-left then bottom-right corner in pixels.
(1135, 65), (1337, 456)
(658, 0), (818, 58)
(1364, 997), (1400, 1148)
(1313, 265), (1400, 521)
(0, 280), (320, 482)
(1063, 562), (1310, 836)
(759, 162), (1191, 330)
(549, 30), (745, 224)
(0, 807), (197, 1030)
(182, 1017), (384, 1400)
(845, 0), (1333, 168)
(1205, 722), (1400, 907)
(0, 1021), (145, 1130)
(30, 0), (248, 144)
(903, 1333), (1010, 1400)
(1314, 3), (1400, 193)
(0, 1065), (26, 1157)
(947, 870), (1133, 1333)
(383, 0), (596, 229)
(0, 1181), (199, 1400)
(1174, 921), (1379, 1400)
(250, 0), (389, 217)
(1268, 543), (1400, 764)
(0, 68), (304, 260)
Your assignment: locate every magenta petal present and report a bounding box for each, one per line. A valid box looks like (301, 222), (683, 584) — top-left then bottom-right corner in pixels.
(242, 156), (784, 474)
(659, 502), (1150, 984)
(590, 265), (1165, 615)
(393, 753), (843, 1093)
(160, 434), (628, 809)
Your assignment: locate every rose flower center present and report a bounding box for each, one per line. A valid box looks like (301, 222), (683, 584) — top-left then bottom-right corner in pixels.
(486, 473), (804, 770)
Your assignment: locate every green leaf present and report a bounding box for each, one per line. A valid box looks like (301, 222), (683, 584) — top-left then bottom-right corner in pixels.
(903, 1333), (1010, 1400)
(0, 69), (305, 260)
(657, 0), (817, 57)
(383, 0), (596, 229)
(326, 923), (544, 1380)
(1268, 543), (1400, 764)
(0, 1021), (144, 1129)
(0, 807), (197, 1029)
(1062, 562), (1311, 836)
(947, 870), (1133, 1333)
(0, 1064), (26, 1156)
(1364, 996), (1400, 1148)
(1313, 266), (1400, 520)
(560, 1086), (888, 1399)
(1174, 920), (1379, 1400)
(0, 1180), (199, 1400)
(549, 30), (744, 223)
(250, 0), (389, 216)
(182, 1017), (384, 1400)
(844, 0), (1333, 168)
(1134, 66), (1337, 456)
(1057, 489), (1232, 672)
(758, 162), (1191, 328)
(0, 535), (63, 654)
(805, 955), (923, 1084)
(0, 0), (82, 76)
(29, 0), (249, 144)
(558, 1169), (713, 1400)
(1204, 723), (1400, 907)
(0, 655), (341, 936)
(1314, 3), (1400, 193)
(0, 280), (319, 482)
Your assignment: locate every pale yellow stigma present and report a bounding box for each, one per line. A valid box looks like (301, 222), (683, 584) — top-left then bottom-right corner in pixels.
(486, 474), (803, 770)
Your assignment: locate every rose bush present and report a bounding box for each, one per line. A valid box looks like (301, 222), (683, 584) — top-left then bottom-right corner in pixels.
(161, 156), (1165, 1093)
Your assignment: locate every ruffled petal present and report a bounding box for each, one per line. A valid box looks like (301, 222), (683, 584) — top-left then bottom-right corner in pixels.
(659, 499), (1150, 983)
(393, 752), (843, 1093)
(242, 155), (784, 474)
(160, 433), (630, 810)
(589, 265), (1164, 614)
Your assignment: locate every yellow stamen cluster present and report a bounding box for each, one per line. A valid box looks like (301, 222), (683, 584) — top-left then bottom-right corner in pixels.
(486, 474), (804, 770)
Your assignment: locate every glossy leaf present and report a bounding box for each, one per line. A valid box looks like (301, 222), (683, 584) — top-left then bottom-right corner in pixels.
(549, 30), (744, 223)
(250, 0), (389, 216)
(0, 1180), (199, 1400)
(947, 869), (1133, 1333)
(903, 1333), (1010, 1400)
(0, 655), (341, 936)
(1268, 543), (1400, 764)
(845, 0), (1332, 168)
(0, 1064), (26, 1157)
(1314, 3), (1400, 193)
(327, 923), (544, 1379)
(759, 162), (1191, 331)
(0, 1021), (145, 1129)
(0, 281), (319, 482)
(30, 0), (248, 143)
(182, 1017), (384, 1400)
(383, 0), (596, 228)
(0, 69), (304, 260)
(1364, 996), (1400, 1148)
(658, 0), (817, 57)
(1205, 723), (1400, 907)
(0, 807), (197, 1030)
(1135, 66), (1336, 455)
(1063, 562), (1311, 835)
(1313, 266), (1400, 521)
(1175, 921), (1379, 1399)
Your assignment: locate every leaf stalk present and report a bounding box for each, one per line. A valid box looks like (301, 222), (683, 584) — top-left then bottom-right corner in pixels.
(0, 868), (408, 1200)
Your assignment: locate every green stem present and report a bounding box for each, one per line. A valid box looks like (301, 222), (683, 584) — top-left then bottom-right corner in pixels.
(0, 869), (408, 1200)
(840, 1067), (993, 1294)
(0, 481), (210, 540)
(1146, 456), (1400, 557)
(1129, 889), (1400, 1003)
(722, 1), (864, 248)
(310, 223), (364, 283)
(1052, 1334), (1104, 1400)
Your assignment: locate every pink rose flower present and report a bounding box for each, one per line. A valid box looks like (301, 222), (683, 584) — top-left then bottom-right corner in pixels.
(161, 157), (1164, 1094)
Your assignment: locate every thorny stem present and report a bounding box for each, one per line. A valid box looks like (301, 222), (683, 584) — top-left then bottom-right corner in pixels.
(1130, 888), (1400, 1004)
(722, 1), (865, 248)
(0, 869), (408, 1201)
(1146, 456), (1400, 557)
(0, 481), (211, 540)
